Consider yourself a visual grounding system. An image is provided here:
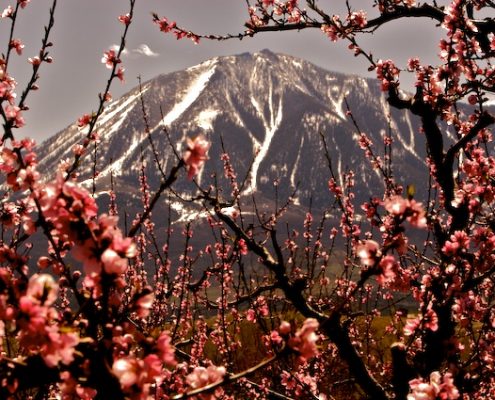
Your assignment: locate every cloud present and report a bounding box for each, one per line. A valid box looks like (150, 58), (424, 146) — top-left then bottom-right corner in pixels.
(109, 43), (159, 59)
(109, 44), (129, 56)
(132, 44), (159, 58)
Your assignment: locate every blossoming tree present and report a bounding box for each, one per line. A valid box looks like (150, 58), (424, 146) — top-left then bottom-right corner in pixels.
(1, 0), (495, 399)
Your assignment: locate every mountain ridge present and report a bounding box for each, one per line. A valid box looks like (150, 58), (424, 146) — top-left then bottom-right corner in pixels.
(36, 50), (430, 220)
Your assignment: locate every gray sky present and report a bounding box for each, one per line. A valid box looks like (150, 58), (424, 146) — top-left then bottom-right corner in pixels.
(1, 0), (441, 142)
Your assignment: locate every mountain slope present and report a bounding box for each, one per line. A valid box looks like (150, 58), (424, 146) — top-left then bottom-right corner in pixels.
(37, 50), (430, 216)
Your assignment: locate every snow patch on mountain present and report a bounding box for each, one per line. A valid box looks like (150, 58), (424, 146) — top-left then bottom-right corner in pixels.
(196, 109), (219, 132)
(290, 135), (304, 205)
(98, 86), (149, 128)
(105, 131), (144, 177)
(246, 81), (283, 194)
(155, 62), (217, 130)
(328, 86), (348, 121)
(292, 60), (303, 69)
(400, 111), (425, 164)
(170, 201), (208, 223)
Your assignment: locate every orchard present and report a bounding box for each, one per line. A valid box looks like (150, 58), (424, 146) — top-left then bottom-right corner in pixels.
(1, 0), (495, 399)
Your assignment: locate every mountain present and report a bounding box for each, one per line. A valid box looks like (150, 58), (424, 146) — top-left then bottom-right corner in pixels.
(37, 49), (430, 220)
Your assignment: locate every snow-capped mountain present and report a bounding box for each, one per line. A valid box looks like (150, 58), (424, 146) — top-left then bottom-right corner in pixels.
(37, 49), (430, 217)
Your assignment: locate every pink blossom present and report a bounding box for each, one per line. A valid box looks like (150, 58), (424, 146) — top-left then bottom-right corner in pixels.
(186, 365), (226, 400)
(75, 386), (97, 400)
(28, 56), (41, 66)
(156, 332), (176, 366)
(437, 372), (460, 399)
(404, 308), (438, 335)
(384, 195), (408, 216)
(321, 23), (340, 42)
(348, 10), (367, 28)
(468, 94), (478, 105)
(72, 144), (84, 156)
(281, 370), (297, 391)
(154, 17), (177, 33)
(189, 33), (200, 45)
(1, 6), (13, 18)
(238, 238), (248, 255)
(42, 329), (80, 367)
(116, 66), (125, 83)
(37, 256), (51, 270)
(134, 291), (154, 318)
(377, 255), (398, 286)
(101, 248), (128, 274)
(442, 231), (470, 256)
(0, 80), (12, 99)
(279, 320), (291, 335)
(18, 0), (30, 8)
(404, 317), (420, 336)
(358, 133), (372, 150)
(9, 39), (24, 55)
(356, 240), (381, 266)
(407, 199), (427, 228)
(101, 49), (120, 69)
(246, 308), (256, 322)
(118, 13), (131, 25)
(77, 113), (92, 127)
(384, 196), (427, 228)
(270, 330), (283, 344)
(112, 358), (140, 389)
(4, 105), (25, 128)
(183, 135), (210, 180)
(376, 59), (400, 91)
(408, 379), (438, 400)
(408, 371), (459, 400)
(256, 296), (269, 317)
(287, 9), (302, 23)
(25, 274), (58, 306)
(288, 318), (320, 364)
(143, 354), (162, 382)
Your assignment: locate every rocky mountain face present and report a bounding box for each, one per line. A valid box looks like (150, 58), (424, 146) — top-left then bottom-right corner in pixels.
(37, 49), (431, 220)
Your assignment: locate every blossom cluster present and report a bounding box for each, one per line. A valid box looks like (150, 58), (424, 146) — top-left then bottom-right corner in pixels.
(152, 14), (200, 44)
(408, 371), (459, 400)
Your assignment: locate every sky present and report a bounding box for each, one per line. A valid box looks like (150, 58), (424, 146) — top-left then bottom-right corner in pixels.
(1, 0), (442, 142)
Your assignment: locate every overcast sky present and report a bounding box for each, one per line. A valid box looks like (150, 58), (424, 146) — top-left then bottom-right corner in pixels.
(1, 0), (442, 142)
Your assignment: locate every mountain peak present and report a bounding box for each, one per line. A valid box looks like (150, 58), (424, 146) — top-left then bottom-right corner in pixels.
(258, 48), (277, 57)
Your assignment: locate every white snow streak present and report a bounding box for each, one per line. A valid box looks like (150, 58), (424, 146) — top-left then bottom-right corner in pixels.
(98, 86), (149, 129)
(292, 60), (303, 69)
(154, 63), (217, 130)
(379, 93), (424, 164)
(337, 155), (343, 188)
(104, 131), (143, 178)
(246, 84), (283, 194)
(81, 129), (145, 187)
(328, 83), (348, 121)
(170, 201), (209, 224)
(196, 109), (218, 131)
(401, 111), (424, 164)
(290, 135), (304, 205)
(86, 63), (217, 185)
